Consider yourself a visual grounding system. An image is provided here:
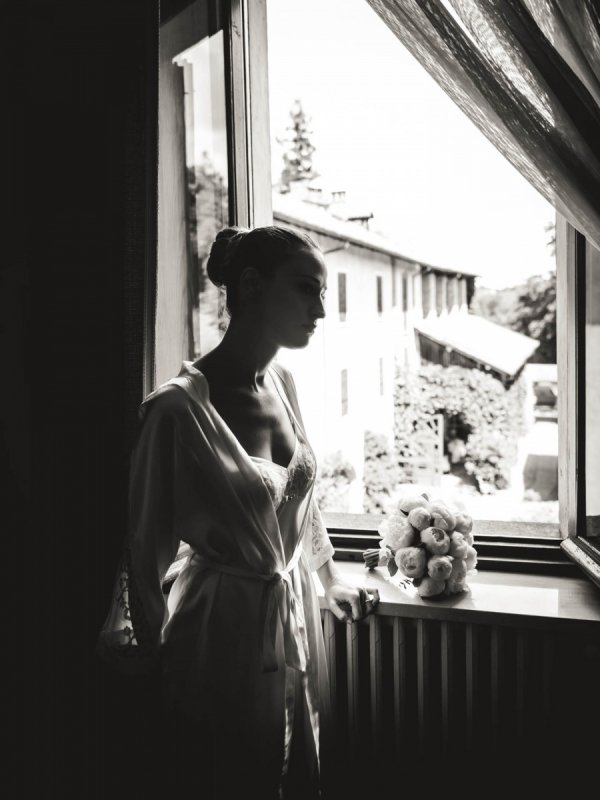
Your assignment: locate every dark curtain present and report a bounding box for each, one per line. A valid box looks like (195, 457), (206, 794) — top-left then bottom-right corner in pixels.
(12, 2), (159, 798)
(367, 0), (600, 249)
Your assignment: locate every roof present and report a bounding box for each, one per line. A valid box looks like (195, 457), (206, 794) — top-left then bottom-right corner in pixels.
(415, 312), (539, 377)
(272, 191), (479, 278)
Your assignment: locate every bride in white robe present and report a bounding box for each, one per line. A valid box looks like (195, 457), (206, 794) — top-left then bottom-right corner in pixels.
(97, 226), (377, 799)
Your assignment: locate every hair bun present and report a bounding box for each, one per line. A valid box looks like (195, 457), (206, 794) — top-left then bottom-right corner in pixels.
(206, 226), (249, 287)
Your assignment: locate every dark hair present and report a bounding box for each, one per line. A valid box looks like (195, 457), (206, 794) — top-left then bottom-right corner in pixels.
(206, 225), (320, 314)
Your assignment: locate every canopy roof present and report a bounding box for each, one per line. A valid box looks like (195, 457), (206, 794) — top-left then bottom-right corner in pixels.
(415, 313), (539, 378)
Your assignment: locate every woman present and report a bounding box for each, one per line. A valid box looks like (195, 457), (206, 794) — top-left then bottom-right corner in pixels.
(98, 225), (378, 798)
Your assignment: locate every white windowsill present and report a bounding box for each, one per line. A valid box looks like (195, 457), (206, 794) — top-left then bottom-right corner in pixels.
(315, 561), (600, 630)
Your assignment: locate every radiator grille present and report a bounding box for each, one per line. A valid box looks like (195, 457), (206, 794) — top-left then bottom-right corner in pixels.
(320, 609), (598, 777)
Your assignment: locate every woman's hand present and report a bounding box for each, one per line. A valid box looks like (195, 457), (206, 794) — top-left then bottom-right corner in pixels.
(324, 581), (380, 623)
(317, 557), (379, 623)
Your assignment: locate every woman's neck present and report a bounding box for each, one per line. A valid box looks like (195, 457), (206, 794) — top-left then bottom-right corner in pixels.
(198, 317), (278, 392)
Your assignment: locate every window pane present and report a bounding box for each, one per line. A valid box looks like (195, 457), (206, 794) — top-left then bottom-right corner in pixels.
(338, 272), (347, 321)
(586, 240), (600, 538)
(267, 0), (558, 531)
(157, 0), (229, 383)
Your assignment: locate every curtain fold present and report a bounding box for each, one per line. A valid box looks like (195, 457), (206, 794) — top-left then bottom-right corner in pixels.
(367, 0), (600, 250)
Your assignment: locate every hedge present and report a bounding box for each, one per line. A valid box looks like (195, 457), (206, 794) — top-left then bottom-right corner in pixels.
(394, 364), (526, 493)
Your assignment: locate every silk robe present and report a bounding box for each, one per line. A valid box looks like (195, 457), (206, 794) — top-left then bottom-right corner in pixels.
(97, 360), (335, 795)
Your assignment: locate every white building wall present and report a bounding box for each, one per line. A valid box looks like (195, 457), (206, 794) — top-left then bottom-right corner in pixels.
(448, 276), (459, 315)
(275, 227), (418, 511)
(271, 215), (480, 512)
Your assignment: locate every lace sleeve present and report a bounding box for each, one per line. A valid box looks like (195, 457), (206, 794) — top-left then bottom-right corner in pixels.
(96, 396), (184, 675)
(302, 497), (335, 572)
(96, 539), (160, 675)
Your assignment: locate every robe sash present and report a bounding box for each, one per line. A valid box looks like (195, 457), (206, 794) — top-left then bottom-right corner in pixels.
(188, 544), (309, 673)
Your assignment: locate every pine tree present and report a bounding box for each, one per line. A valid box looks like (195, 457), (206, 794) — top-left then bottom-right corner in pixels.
(279, 99), (318, 190)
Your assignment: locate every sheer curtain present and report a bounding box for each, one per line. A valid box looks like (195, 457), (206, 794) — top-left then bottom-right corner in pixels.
(367, 0), (600, 250)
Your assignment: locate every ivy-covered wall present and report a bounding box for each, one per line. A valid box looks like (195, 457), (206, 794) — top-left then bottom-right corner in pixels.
(363, 431), (401, 513)
(394, 364), (527, 493)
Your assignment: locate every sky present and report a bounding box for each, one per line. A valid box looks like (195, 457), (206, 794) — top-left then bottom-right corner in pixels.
(266, 0), (556, 290)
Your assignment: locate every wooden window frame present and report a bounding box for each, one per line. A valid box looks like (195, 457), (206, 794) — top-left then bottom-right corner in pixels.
(226, 0), (272, 228)
(557, 215), (600, 588)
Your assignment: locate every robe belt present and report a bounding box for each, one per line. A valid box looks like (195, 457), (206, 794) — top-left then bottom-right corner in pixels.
(188, 547), (308, 673)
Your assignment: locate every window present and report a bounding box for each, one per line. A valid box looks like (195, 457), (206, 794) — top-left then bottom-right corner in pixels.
(341, 369), (348, 415)
(157, 0), (231, 384)
(157, 0), (270, 386)
(265, 0), (562, 546)
(585, 240), (600, 541)
(157, 3), (600, 580)
(559, 223), (600, 585)
(338, 271), (347, 321)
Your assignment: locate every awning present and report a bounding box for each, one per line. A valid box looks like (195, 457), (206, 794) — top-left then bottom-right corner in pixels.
(415, 313), (539, 378)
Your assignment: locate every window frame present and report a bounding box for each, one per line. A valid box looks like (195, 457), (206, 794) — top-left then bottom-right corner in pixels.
(557, 215), (600, 588)
(376, 274), (383, 316)
(227, 0), (272, 228)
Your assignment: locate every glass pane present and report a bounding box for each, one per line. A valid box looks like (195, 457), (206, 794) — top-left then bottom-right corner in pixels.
(157, 0), (229, 383)
(586, 241), (600, 539)
(267, 0), (558, 531)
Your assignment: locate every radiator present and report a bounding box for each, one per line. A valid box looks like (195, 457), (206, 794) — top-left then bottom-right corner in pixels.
(319, 608), (597, 770)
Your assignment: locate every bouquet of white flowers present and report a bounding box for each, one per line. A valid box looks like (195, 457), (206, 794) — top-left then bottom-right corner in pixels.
(363, 492), (477, 598)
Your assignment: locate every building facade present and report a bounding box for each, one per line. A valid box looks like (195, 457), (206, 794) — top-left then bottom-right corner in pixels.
(272, 189), (479, 511)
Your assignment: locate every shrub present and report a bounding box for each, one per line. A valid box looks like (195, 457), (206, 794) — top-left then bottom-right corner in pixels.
(315, 451), (356, 511)
(363, 431), (401, 513)
(394, 364), (526, 493)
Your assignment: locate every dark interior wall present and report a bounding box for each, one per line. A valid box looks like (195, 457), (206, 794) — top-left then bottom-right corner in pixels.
(10, 3), (160, 797)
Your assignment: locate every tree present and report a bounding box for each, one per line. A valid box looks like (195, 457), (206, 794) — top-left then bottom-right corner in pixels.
(278, 100), (318, 190)
(545, 221), (556, 255)
(472, 222), (557, 364)
(510, 271), (556, 363)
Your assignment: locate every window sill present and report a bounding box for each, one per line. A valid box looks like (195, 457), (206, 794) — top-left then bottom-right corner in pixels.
(316, 560), (600, 632)
(323, 512), (574, 576)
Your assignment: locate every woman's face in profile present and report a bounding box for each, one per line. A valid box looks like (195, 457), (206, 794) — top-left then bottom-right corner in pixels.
(258, 247), (328, 349)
